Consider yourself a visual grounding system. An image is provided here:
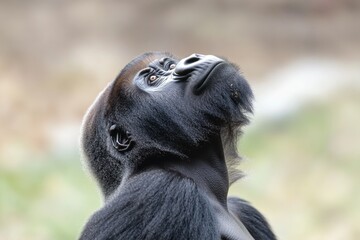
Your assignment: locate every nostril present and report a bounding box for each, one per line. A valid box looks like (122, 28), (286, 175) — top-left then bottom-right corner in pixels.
(184, 57), (200, 65)
(174, 54), (205, 77)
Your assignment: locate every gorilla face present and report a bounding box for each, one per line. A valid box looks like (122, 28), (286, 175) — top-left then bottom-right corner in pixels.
(133, 53), (223, 94)
(81, 52), (253, 196)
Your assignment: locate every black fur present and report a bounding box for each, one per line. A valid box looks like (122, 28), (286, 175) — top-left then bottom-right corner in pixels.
(228, 198), (277, 240)
(80, 52), (276, 239)
(81, 170), (219, 240)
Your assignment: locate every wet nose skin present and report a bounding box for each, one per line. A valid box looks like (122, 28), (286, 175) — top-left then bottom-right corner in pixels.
(174, 54), (223, 77)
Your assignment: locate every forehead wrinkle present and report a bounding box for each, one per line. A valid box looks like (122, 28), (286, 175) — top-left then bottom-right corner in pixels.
(113, 52), (171, 88)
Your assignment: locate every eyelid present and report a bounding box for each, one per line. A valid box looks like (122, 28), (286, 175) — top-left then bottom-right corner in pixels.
(164, 61), (176, 70)
(147, 74), (160, 86)
(169, 63), (176, 70)
(159, 57), (167, 65)
(139, 68), (151, 75)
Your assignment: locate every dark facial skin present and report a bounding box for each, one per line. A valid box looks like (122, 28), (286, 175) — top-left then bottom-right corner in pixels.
(80, 52), (276, 240)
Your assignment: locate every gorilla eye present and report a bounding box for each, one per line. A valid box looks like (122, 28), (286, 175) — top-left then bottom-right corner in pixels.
(169, 64), (176, 70)
(147, 75), (158, 85)
(149, 75), (157, 81)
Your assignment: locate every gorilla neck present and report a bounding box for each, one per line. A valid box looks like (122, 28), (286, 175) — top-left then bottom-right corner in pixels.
(167, 135), (229, 207)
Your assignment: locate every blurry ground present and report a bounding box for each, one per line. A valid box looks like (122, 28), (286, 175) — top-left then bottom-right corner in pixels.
(0, 1), (359, 239)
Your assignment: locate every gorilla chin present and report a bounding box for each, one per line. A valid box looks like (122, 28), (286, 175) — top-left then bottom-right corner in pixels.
(79, 52), (276, 240)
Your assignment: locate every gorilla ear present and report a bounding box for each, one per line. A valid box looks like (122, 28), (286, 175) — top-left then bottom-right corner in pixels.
(109, 124), (134, 152)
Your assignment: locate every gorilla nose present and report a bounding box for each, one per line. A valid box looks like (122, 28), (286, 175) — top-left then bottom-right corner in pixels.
(183, 54), (203, 65)
(174, 54), (223, 77)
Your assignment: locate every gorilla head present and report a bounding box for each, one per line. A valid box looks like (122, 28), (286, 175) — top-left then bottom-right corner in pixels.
(81, 52), (253, 197)
(80, 52), (277, 240)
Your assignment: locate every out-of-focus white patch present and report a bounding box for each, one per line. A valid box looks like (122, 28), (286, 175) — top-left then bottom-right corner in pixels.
(45, 122), (81, 155)
(252, 58), (360, 125)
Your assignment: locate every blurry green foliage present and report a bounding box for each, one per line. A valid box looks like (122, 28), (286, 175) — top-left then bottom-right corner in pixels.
(0, 155), (100, 240)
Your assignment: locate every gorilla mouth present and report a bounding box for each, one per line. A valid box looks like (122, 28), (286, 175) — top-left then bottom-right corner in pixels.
(194, 62), (225, 94)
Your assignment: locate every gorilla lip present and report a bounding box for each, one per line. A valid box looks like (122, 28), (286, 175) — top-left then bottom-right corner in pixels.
(194, 62), (225, 94)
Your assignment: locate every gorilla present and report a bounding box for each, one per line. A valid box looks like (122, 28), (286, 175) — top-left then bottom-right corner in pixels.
(79, 52), (276, 240)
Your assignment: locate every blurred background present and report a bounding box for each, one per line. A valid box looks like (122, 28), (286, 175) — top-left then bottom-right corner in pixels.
(1, 0), (359, 239)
